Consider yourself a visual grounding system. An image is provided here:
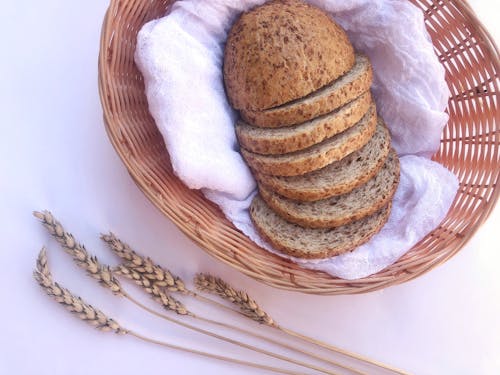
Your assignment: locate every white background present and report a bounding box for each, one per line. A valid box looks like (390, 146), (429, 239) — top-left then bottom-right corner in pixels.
(0, 1), (498, 374)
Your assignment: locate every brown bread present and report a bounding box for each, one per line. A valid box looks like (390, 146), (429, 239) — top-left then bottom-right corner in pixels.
(259, 149), (400, 228)
(250, 196), (391, 259)
(223, 0), (355, 111)
(240, 105), (377, 176)
(240, 54), (372, 126)
(236, 91), (371, 155)
(254, 117), (391, 201)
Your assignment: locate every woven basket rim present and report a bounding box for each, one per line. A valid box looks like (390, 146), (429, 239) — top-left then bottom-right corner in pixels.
(98, 0), (500, 295)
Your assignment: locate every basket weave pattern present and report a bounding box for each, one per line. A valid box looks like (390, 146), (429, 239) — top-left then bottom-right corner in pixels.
(99, 0), (499, 295)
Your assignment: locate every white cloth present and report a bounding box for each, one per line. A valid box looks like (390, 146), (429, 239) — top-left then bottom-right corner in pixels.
(135, 0), (459, 279)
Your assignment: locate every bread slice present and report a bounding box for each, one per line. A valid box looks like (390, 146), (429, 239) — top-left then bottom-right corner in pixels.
(259, 149), (400, 228)
(241, 104), (376, 176)
(241, 54), (372, 127)
(224, 0), (355, 111)
(236, 91), (371, 155)
(250, 195), (391, 259)
(254, 117), (391, 201)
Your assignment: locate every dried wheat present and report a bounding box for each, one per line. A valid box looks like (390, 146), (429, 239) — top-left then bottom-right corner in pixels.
(101, 233), (188, 294)
(33, 247), (303, 375)
(33, 211), (123, 295)
(33, 216), (342, 374)
(115, 264), (191, 316)
(34, 247), (126, 333)
(195, 273), (276, 327)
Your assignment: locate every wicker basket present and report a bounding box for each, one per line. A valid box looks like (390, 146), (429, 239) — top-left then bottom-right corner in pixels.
(98, 0), (499, 295)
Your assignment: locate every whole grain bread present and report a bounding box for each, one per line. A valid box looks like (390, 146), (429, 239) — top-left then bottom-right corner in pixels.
(241, 54), (372, 127)
(236, 91), (371, 155)
(254, 117), (391, 201)
(223, 0), (355, 111)
(241, 104), (377, 176)
(259, 149), (400, 228)
(250, 195), (392, 259)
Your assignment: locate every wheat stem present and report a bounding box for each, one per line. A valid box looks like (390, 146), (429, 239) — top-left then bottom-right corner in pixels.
(128, 331), (307, 375)
(195, 274), (410, 375)
(280, 328), (410, 375)
(195, 316), (366, 375)
(122, 292), (339, 375)
(121, 276), (360, 375)
(33, 248), (306, 375)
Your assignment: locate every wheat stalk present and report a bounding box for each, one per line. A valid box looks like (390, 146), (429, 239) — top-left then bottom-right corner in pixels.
(35, 213), (339, 375)
(195, 274), (410, 375)
(33, 248), (305, 375)
(102, 234), (370, 375)
(33, 211), (122, 295)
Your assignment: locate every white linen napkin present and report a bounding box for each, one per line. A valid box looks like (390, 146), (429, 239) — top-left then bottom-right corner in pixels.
(135, 0), (459, 279)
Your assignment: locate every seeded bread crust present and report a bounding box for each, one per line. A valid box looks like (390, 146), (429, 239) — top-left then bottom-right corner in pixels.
(223, 0), (355, 111)
(259, 149), (400, 228)
(240, 54), (372, 127)
(250, 196), (392, 259)
(254, 117), (391, 201)
(236, 91), (371, 155)
(241, 105), (377, 176)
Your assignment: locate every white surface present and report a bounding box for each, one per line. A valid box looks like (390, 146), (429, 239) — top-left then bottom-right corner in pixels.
(136, 0), (457, 279)
(0, 0), (498, 374)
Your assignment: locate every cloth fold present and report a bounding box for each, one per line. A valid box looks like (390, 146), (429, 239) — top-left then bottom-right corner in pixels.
(135, 0), (459, 279)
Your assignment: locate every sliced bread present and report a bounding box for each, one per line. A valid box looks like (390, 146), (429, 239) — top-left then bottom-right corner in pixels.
(240, 54), (373, 127)
(240, 104), (376, 176)
(250, 195), (391, 259)
(224, 0), (355, 111)
(254, 117), (391, 201)
(259, 149), (400, 228)
(236, 91), (371, 155)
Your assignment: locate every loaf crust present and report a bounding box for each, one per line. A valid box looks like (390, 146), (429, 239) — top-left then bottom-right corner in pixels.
(224, 0), (355, 111)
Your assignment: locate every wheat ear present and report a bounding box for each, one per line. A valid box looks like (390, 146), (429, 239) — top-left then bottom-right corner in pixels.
(102, 234), (367, 375)
(33, 248), (305, 375)
(35, 213), (338, 375)
(101, 233), (188, 294)
(34, 247), (127, 333)
(195, 274), (410, 375)
(115, 264), (191, 316)
(33, 211), (122, 295)
(102, 233), (237, 312)
(195, 273), (276, 326)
